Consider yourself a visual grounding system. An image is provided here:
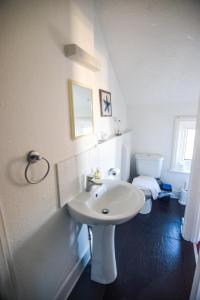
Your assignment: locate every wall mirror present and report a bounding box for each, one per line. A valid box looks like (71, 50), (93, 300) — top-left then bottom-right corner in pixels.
(68, 80), (94, 140)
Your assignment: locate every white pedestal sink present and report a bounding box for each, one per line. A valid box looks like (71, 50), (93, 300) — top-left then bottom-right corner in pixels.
(91, 225), (116, 283)
(67, 179), (145, 284)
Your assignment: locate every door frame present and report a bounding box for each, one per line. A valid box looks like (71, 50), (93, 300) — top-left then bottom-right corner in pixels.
(0, 202), (17, 300)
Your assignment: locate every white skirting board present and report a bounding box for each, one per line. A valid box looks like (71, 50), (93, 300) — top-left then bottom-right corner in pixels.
(53, 247), (90, 300)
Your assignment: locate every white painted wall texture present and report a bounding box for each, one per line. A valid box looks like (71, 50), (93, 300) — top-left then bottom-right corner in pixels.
(0, 0), (127, 299)
(97, 0), (200, 189)
(96, 0), (200, 107)
(57, 132), (132, 208)
(128, 103), (198, 190)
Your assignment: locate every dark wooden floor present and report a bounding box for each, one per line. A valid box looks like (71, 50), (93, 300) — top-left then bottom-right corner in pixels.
(68, 199), (195, 300)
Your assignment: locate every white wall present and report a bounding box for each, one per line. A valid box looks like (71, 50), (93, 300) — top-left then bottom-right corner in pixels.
(128, 102), (198, 190)
(57, 132), (132, 207)
(96, 0), (200, 107)
(96, 0), (200, 190)
(0, 0), (127, 299)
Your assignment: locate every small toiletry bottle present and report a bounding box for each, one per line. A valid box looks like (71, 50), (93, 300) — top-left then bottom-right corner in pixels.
(114, 118), (122, 136)
(95, 168), (101, 179)
(116, 119), (122, 135)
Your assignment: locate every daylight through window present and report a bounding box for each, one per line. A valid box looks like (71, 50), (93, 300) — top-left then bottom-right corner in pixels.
(171, 116), (196, 173)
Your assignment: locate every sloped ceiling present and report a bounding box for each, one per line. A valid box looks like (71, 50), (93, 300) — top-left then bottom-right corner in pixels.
(96, 0), (200, 105)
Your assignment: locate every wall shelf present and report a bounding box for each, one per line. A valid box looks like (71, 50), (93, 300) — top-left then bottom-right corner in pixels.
(97, 129), (132, 145)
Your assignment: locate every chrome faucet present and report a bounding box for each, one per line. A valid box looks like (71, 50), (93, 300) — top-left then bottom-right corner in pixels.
(85, 175), (102, 192)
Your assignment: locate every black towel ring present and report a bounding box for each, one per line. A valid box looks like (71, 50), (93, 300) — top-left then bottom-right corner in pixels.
(25, 151), (50, 184)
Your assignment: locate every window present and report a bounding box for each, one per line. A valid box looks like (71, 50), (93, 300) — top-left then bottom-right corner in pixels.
(171, 116), (196, 173)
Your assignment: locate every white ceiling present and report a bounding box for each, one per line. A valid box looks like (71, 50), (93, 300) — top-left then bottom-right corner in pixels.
(96, 0), (200, 105)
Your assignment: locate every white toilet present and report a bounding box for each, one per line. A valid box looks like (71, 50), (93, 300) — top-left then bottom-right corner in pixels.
(133, 153), (164, 214)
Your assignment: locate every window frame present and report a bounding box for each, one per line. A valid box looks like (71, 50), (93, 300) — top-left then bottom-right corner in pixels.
(170, 115), (196, 174)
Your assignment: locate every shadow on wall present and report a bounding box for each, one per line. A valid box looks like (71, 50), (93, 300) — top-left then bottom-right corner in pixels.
(0, 1), (125, 300)
(130, 153), (137, 181)
(6, 156), (29, 187)
(93, 18), (126, 136)
(12, 208), (87, 300)
(6, 155), (52, 187)
(8, 4), (92, 298)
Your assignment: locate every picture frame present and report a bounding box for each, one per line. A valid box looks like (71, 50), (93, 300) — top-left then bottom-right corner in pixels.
(68, 80), (94, 140)
(99, 89), (112, 117)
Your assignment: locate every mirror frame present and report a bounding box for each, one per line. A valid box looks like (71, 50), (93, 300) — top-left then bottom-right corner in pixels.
(68, 79), (94, 140)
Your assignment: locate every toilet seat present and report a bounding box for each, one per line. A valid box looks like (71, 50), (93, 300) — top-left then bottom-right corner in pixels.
(132, 175), (161, 200)
(132, 176), (161, 214)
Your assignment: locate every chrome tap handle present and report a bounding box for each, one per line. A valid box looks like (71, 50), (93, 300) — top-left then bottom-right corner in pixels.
(85, 175), (102, 191)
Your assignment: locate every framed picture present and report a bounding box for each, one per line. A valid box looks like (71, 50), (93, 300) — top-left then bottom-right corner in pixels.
(99, 89), (112, 117)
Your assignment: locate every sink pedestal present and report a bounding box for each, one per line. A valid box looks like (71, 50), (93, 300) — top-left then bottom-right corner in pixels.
(91, 225), (117, 284)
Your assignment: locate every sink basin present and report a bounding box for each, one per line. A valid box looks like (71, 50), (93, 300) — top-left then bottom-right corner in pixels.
(67, 179), (145, 284)
(68, 179), (145, 225)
